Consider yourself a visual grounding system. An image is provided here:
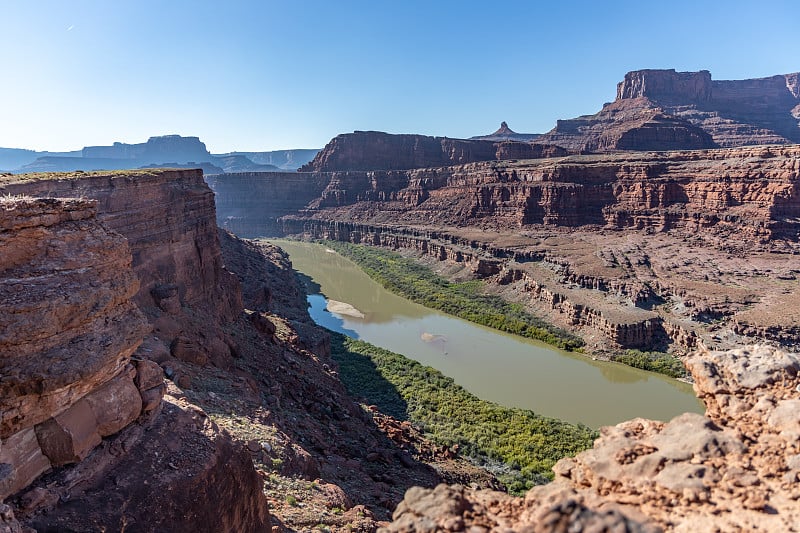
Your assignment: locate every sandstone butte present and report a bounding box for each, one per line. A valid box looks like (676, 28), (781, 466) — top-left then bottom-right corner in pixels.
(537, 69), (800, 152)
(0, 150), (798, 531)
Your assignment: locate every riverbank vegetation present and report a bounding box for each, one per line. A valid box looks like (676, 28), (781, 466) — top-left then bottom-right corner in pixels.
(613, 349), (687, 378)
(329, 332), (597, 494)
(322, 240), (584, 351)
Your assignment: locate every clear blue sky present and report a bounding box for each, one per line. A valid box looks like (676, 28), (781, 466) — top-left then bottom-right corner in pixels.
(1, 0), (798, 152)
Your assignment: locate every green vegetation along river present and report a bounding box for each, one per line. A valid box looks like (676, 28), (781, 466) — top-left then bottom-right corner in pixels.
(273, 240), (703, 428)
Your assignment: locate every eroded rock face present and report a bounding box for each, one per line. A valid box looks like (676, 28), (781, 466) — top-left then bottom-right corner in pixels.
(0, 170), (242, 374)
(0, 178), (271, 530)
(386, 345), (800, 532)
(213, 145), (800, 349)
(0, 197), (148, 498)
(220, 145), (800, 242)
(539, 69), (800, 150)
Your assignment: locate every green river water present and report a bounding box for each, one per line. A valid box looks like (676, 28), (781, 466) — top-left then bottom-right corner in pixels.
(273, 240), (703, 428)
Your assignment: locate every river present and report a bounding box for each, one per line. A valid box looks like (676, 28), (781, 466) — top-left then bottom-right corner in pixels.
(272, 239), (703, 428)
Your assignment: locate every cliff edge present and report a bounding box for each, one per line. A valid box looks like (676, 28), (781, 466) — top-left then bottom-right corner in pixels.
(0, 173), (271, 531)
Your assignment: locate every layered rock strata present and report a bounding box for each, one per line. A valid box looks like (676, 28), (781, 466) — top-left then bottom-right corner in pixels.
(0, 170), (242, 370)
(538, 69), (800, 151)
(212, 145), (800, 350)
(298, 130), (567, 172)
(20, 385), (270, 533)
(385, 345), (800, 532)
(218, 145), (800, 242)
(0, 197), (149, 499)
(0, 175), (271, 530)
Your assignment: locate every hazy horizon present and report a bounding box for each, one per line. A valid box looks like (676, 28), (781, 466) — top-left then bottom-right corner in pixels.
(2, 0), (798, 153)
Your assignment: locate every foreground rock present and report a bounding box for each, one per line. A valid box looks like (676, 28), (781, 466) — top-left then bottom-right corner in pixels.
(386, 344), (800, 532)
(0, 197), (148, 499)
(0, 174), (270, 530)
(19, 386), (269, 532)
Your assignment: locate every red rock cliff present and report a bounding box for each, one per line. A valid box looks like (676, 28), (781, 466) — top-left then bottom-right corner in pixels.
(1, 169), (242, 369)
(541, 69), (800, 150)
(298, 130), (566, 172)
(0, 197), (149, 498)
(0, 173), (270, 531)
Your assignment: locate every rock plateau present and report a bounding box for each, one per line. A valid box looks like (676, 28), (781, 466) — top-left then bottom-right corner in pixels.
(537, 69), (800, 151)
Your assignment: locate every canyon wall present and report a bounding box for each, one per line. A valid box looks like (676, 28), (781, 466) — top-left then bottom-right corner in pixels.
(218, 145), (800, 242)
(0, 172), (270, 530)
(280, 218), (664, 349)
(213, 144), (800, 350)
(299, 131), (497, 172)
(1, 170), (242, 368)
(0, 197), (149, 499)
(298, 130), (568, 172)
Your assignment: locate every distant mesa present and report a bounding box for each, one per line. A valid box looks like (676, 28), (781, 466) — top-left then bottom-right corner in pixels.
(302, 68), (800, 173)
(0, 135), (320, 174)
(537, 69), (800, 152)
(299, 130), (566, 172)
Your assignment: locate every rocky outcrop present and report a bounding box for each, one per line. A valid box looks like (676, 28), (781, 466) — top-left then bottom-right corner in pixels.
(279, 145), (800, 241)
(539, 69), (800, 151)
(0, 173), (271, 531)
(298, 130), (566, 172)
(299, 131), (498, 172)
(541, 104), (717, 153)
(0, 197), (149, 499)
(387, 345), (800, 532)
(616, 69), (714, 103)
(0, 169), (242, 370)
(20, 386), (270, 533)
(494, 141), (568, 160)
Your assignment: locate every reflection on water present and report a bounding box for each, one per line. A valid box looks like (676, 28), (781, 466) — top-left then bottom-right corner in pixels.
(274, 239), (703, 428)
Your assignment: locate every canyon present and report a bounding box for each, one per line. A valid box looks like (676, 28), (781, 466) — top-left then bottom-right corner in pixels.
(1, 141), (798, 530)
(0, 169), (499, 531)
(211, 143), (800, 356)
(2, 66), (800, 531)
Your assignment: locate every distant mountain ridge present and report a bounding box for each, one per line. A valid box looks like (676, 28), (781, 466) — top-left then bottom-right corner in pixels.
(213, 149), (321, 171)
(0, 135), (319, 174)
